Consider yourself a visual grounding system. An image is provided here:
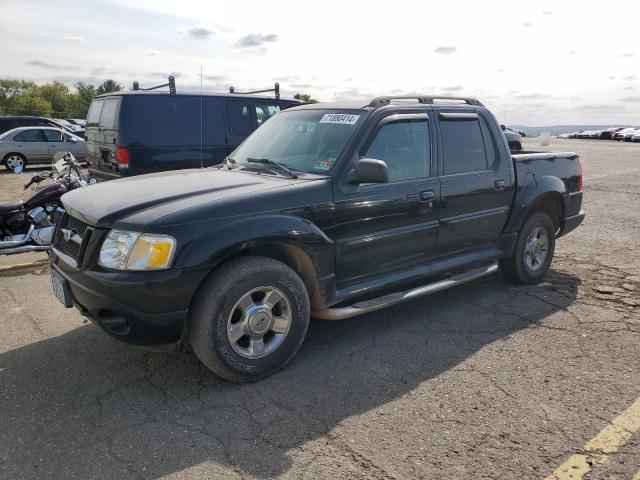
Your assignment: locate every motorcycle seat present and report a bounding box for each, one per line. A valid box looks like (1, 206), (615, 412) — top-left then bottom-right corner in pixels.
(0, 201), (24, 214)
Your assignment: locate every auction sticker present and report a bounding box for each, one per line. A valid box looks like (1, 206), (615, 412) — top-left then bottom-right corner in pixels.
(319, 113), (360, 125)
(313, 158), (334, 171)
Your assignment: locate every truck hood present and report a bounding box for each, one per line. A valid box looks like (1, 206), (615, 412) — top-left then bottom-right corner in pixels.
(62, 168), (306, 228)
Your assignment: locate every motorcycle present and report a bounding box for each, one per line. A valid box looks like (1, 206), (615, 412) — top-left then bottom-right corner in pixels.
(0, 152), (95, 256)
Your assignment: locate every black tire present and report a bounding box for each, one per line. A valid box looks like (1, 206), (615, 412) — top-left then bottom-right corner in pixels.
(3, 153), (27, 172)
(189, 256), (310, 382)
(500, 212), (556, 284)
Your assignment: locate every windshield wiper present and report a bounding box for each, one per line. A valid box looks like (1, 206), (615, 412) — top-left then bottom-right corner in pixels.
(246, 158), (298, 179)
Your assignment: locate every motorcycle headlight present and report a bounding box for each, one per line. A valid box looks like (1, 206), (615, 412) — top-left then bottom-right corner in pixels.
(98, 230), (176, 271)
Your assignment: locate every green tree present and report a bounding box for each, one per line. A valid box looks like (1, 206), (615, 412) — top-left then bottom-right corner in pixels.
(38, 81), (72, 116)
(294, 93), (318, 103)
(96, 79), (123, 95)
(72, 81), (97, 117)
(9, 94), (53, 116)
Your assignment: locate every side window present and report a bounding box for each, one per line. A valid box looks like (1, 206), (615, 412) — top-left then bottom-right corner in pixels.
(43, 129), (63, 142)
(86, 99), (104, 125)
(441, 118), (488, 175)
(14, 130), (44, 142)
(99, 98), (119, 129)
(226, 101), (253, 135)
(254, 103), (280, 125)
(63, 133), (75, 142)
(364, 120), (430, 182)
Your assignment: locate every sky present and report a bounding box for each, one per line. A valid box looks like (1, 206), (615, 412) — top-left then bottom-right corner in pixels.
(1, 0), (639, 125)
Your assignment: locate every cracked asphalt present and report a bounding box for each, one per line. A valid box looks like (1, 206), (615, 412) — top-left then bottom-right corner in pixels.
(1, 138), (639, 479)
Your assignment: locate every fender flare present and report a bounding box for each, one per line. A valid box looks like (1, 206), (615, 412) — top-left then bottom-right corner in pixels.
(505, 174), (568, 233)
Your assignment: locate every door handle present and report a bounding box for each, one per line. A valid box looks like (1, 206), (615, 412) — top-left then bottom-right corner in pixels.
(420, 190), (435, 208)
(420, 190), (434, 201)
(494, 180), (506, 191)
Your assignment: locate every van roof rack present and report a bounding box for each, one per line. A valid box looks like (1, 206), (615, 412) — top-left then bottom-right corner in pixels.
(132, 76), (176, 95)
(368, 95), (483, 108)
(229, 83), (280, 100)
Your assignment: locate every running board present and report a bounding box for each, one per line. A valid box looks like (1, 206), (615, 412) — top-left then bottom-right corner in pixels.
(312, 262), (499, 320)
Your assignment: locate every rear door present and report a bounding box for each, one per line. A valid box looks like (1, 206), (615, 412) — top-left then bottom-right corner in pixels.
(434, 109), (513, 256)
(12, 129), (49, 163)
(225, 99), (256, 147)
(85, 99), (104, 169)
(96, 97), (120, 171)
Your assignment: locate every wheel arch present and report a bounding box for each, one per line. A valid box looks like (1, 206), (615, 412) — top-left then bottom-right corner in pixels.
(506, 176), (567, 235)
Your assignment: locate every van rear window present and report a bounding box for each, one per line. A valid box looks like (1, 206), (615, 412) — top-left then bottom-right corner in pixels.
(86, 100), (103, 125)
(99, 98), (120, 129)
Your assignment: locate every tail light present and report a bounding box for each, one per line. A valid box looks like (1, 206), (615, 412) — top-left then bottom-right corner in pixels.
(116, 147), (130, 169)
(577, 157), (583, 192)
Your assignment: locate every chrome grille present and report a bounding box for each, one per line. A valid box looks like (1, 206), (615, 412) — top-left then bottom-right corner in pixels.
(55, 213), (90, 262)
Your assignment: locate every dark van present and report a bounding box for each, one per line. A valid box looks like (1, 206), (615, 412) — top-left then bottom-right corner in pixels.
(85, 92), (299, 179)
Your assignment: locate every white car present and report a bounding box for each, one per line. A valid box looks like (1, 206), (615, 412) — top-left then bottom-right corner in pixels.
(631, 132), (640, 143)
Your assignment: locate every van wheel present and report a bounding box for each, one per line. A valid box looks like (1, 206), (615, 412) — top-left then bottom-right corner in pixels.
(500, 212), (555, 284)
(4, 153), (26, 172)
(189, 256), (310, 382)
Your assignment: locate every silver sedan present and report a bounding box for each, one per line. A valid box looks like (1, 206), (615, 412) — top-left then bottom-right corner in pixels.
(0, 126), (86, 171)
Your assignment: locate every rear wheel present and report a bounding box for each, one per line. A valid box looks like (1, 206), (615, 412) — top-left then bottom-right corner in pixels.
(3, 153), (26, 172)
(500, 212), (555, 284)
(189, 256), (310, 382)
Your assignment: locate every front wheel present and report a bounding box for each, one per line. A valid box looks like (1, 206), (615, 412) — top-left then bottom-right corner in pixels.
(500, 212), (556, 284)
(189, 256), (310, 382)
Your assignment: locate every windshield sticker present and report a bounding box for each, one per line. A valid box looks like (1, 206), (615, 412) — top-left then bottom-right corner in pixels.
(319, 114), (360, 125)
(313, 159), (334, 171)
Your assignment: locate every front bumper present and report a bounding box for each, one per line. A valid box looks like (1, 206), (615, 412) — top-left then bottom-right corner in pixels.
(51, 250), (209, 346)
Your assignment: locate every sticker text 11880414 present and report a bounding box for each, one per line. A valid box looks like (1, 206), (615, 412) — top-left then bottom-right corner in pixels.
(319, 114), (360, 125)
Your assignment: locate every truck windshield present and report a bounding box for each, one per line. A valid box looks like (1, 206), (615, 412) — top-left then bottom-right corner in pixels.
(230, 109), (364, 175)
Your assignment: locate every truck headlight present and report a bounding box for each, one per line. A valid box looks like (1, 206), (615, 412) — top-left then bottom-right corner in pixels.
(98, 230), (176, 270)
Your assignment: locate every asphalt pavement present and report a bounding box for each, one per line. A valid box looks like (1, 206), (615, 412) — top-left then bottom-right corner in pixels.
(0, 138), (639, 479)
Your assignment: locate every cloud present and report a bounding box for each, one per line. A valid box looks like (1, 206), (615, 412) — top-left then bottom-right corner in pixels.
(148, 50), (160, 56)
(25, 58), (73, 70)
(621, 75), (636, 80)
(441, 85), (463, 92)
(434, 46), (456, 54)
(541, 11), (554, 14)
(573, 104), (625, 111)
(513, 93), (551, 99)
(609, 76), (616, 80)
(569, 51), (577, 55)
(618, 96), (640, 102)
(523, 22), (533, 27)
(177, 24), (216, 39)
(151, 71), (181, 78)
(62, 35), (85, 43)
(204, 74), (226, 81)
(498, 68), (505, 72)
(619, 53), (635, 58)
(235, 33), (278, 47)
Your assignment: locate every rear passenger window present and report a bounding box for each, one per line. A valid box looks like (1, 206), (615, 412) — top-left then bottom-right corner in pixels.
(364, 120), (430, 182)
(227, 101), (253, 135)
(14, 130), (44, 142)
(86, 99), (103, 125)
(441, 119), (488, 175)
(99, 98), (120, 129)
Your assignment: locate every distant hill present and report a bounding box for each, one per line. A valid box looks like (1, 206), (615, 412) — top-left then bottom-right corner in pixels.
(511, 125), (633, 137)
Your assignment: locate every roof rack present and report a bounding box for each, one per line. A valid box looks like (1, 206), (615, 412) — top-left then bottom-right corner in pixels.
(368, 95), (483, 108)
(132, 76), (176, 95)
(229, 82), (280, 100)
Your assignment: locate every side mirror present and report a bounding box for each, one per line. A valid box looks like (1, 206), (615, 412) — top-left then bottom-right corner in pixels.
(353, 158), (388, 184)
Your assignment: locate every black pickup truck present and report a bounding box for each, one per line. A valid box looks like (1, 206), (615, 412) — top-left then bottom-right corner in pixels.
(50, 95), (584, 382)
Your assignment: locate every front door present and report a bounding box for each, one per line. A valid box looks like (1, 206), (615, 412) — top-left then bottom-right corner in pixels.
(332, 112), (440, 288)
(434, 110), (513, 256)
